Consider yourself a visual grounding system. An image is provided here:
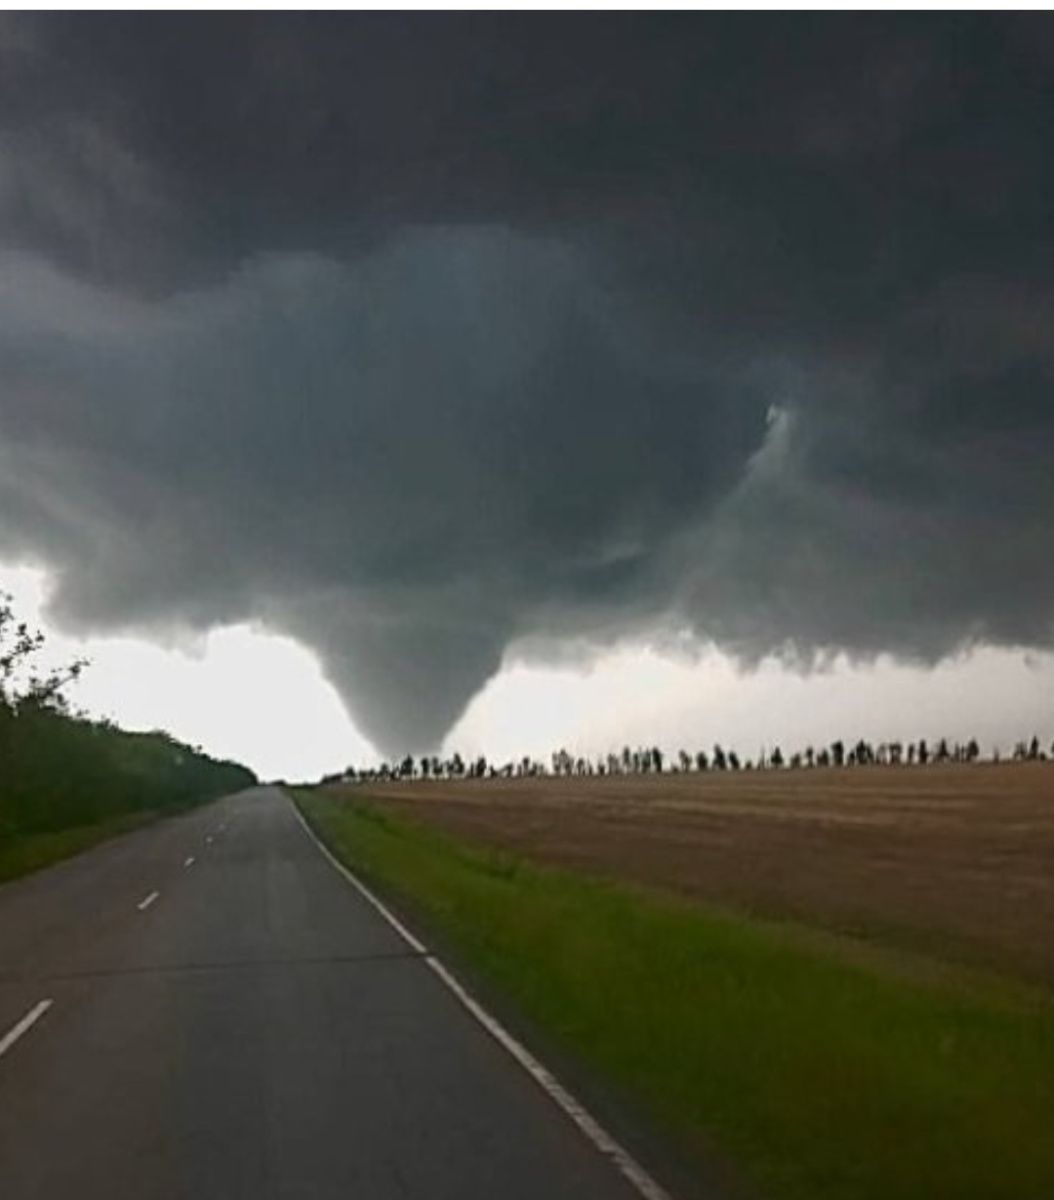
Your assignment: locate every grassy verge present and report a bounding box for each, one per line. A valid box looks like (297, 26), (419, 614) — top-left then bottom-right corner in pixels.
(0, 810), (158, 884)
(297, 789), (1054, 1200)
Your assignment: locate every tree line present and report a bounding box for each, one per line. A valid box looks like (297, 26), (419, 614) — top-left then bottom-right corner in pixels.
(331, 733), (1053, 785)
(0, 593), (255, 841)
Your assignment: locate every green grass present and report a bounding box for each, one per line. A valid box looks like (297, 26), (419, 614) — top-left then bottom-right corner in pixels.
(297, 790), (1054, 1200)
(0, 810), (158, 884)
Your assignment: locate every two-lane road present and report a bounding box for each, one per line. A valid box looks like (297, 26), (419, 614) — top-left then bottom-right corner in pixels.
(0, 787), (656, 1199)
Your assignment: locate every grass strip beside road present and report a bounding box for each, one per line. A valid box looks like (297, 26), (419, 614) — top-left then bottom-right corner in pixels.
(296, 789), (1054, 1200)
(0, 811), (157, 884)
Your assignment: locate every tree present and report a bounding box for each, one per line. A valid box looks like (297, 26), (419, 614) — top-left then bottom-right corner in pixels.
(0, 592), (87, 715)
(0, 592), (254, 838)
(854, 739), (874, 765)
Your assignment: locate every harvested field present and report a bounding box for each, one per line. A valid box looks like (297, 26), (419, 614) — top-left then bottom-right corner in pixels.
(327, 762), (1054, 985)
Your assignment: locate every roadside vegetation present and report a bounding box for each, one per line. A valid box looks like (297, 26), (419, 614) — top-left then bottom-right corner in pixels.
(0, 810), (160, 883)
(0, 591), (254, 881)
(297, 789), (1054, 1200)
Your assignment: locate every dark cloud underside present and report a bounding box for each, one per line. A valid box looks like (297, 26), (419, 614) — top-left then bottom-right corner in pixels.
(0, 13), (1051, 753)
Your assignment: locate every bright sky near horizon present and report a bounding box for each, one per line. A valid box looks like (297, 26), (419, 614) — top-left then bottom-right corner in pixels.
(4, 560), (1051, 782)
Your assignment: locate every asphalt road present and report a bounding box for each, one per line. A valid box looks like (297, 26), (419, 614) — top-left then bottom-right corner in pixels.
(0, 786), (649, 1199)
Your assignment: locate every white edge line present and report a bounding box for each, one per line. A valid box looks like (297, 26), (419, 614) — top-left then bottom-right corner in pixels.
(137, 890), (160, 911)
(289, 798), (427, 955)
(0, 999), (53, 1060)
(288, 794), (674, 1200)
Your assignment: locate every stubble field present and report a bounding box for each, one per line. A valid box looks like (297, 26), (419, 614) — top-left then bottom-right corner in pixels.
(338, 761), (1054, 984)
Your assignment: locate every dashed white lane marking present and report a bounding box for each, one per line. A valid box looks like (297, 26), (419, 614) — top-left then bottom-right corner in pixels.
(289, 797), (673, 1200)
(137, 890), (160, 912)
(205, 835), (213, 845)
(183, 856), (196, 868)
(0, 999), (53, 1061)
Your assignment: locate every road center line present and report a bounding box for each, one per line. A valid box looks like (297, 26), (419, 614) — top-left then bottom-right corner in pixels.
(137, 890), (160, 912)
(183, 856), (195, 868)
(0, 999), (53, 1061)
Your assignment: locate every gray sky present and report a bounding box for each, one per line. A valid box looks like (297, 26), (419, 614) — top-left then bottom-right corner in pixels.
(0, 14), (1052, 766)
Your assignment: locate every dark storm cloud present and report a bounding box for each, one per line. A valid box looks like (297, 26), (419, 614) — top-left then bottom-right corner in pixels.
(0, 14), (1051, 753)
